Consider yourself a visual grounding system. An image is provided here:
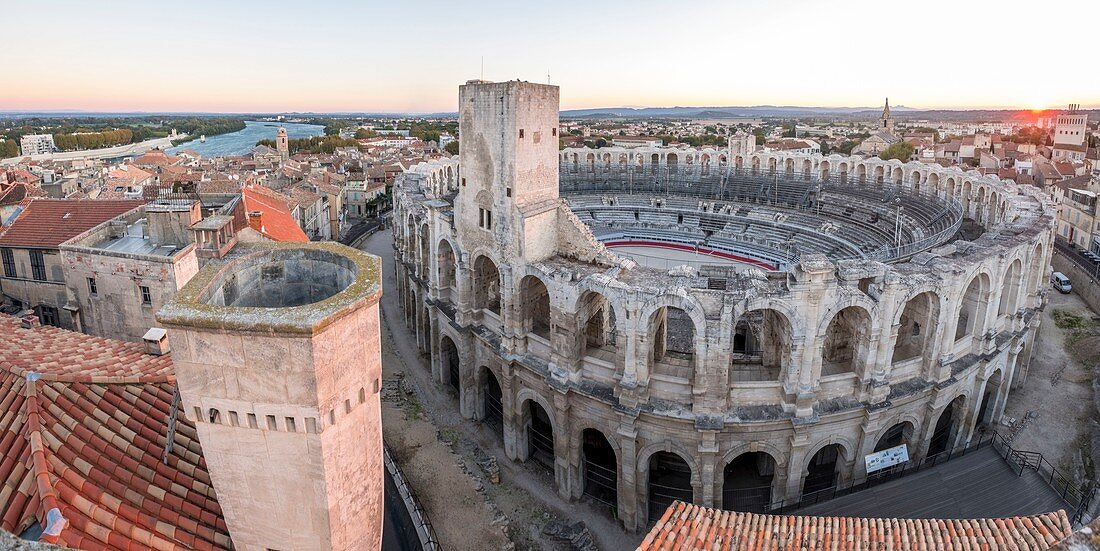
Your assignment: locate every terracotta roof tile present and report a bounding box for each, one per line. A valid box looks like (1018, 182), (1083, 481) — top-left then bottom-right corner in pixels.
(0, 317), (229, 548)
(0, 199), (144, 249)
(241, 185), (309, 242)
(638, 501), (1073, 551)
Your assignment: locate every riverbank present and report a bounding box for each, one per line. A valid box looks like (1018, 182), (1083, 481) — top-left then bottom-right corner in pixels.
(167, 120), (323, 157)
(0, 135), (178, 165)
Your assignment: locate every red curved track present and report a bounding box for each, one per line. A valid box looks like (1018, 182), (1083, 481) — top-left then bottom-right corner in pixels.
(603, 240), (777, 270)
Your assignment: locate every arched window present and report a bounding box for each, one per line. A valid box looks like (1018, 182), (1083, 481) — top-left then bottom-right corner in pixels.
(730, 309), (791, 382)
(473, 255), (501, 314)
(821, 306), (871, 376)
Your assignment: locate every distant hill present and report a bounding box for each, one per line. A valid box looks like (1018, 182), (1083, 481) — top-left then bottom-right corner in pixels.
(559, 105), (916, 119)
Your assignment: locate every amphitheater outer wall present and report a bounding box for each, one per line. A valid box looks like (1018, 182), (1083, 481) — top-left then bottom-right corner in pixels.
(393, 148), (1055, 531)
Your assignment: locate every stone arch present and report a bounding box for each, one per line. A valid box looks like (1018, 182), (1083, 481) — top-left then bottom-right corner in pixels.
(404, 215), (417, 256)
(873, 420), (918, 453)
(873, 165), (884, 183)
(517, 391), (556, 467)
(891, 166), (904, 183)
(518, 274), (551, 339)
(928, 394), (967, 456)
(976, 368), (1005, 430)
(436, 238), (457, 291)
(576, 289), (619, 358)
(997, 258), (1023, 317)
(784, 157), (795, 175)
(440, 335), (461, 392)
(646, 298), (705, 402)
(802, 158), (812, 178)
(418, 223), (431, 274)
(891, 290), (941, 369)
(801, 439), (853, 497)
(639, 444), (698, 523)
(472, 254), (502, 314)
(927, 172), (940, 195)
(955, 272), (991, 341)
(579, 427), (619, 509)
(1026, 242), (1045, 295)
(820, 305), (873, 377)
(722, 450), (779, 512)
(479, 364), (504, 435)
(730, 307), (793, 383)
(667, 152), (678, 173)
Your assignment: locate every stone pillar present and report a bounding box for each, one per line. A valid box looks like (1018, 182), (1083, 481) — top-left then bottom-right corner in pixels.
(912, 398), (941, 464)
(553, 391), (572, 500)
(458, 342), (477, 420)
(501, 366), (518, 461)
(782, 433), (811, 504)
(617, 422), (640, 531)
(697, 432), (718, 508)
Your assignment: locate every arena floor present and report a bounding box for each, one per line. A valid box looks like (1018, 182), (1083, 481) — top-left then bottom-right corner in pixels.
(604, 242), (775, 271)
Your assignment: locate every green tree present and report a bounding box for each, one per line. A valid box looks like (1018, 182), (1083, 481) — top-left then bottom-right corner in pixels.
(444, 141), (460, 155)
(879, 142), (915, 161)
(354, 128), (377, 140)
(0, 139), (17, 158)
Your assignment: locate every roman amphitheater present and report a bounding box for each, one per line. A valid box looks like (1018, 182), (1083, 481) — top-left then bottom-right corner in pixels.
(392, 81), (1057, 531)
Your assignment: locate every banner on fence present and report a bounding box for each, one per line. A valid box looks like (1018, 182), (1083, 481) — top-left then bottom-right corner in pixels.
(866, 444), (909, 473)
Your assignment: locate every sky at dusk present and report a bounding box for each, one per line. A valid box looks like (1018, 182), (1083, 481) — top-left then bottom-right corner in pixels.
(4, 0), (1098, 113)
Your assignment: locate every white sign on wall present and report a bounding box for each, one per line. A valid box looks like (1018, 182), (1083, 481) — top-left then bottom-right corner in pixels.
(865, 444), (910, 473)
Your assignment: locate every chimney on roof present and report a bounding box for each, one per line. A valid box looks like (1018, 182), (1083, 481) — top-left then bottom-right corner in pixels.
(247, 210), (263, 232)
(20, 312), (39, 329)
(142, 327), (170, 355)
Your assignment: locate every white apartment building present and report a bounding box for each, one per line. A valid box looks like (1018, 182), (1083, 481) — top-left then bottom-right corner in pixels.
(19, 134), (55, 156)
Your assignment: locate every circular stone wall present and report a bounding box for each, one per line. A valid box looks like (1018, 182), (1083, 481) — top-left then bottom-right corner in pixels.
(204, 248), (357, 308)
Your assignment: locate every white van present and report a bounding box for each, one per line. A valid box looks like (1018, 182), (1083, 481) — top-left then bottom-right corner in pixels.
(1051, 272), (1072, 293)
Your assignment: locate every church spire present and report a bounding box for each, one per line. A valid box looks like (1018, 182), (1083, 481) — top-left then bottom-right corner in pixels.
(880, 97), (895, 134)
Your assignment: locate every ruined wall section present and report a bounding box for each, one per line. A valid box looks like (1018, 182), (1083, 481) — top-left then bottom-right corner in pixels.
(555, 201), (628, 268)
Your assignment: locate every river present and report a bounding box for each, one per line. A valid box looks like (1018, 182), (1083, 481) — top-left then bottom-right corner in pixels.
(167, 120), (324, 157)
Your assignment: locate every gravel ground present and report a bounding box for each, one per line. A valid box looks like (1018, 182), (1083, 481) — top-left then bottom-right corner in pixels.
(1002, 290), (1099, 490)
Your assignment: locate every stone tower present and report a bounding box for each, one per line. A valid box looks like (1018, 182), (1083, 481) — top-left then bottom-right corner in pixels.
(157, 242), (384, 550)
(276, 126), (290, 161)
(456, 80), (560, 261)
(727, 131), (756, 158)
(881, 98), (895, 135)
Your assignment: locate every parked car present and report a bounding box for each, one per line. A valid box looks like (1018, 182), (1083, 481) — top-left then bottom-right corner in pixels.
(1051, 272), (1072, 293)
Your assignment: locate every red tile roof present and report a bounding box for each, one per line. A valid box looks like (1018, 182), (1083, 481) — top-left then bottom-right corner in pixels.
(0, 183), (47, 207)
(640, 501), (1073, 551)
(0, 316), (230, 549)
(0, 199), (144, 249)
(241, 185), (309, 242)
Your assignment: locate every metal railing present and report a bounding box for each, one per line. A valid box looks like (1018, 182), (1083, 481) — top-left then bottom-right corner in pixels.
(383, 445), (441, 551)
(582, 460), (619, 510)
(1054, 238), (1100, 284)
(712, 432), (1097, 525)
(989, 432), (1097, 525)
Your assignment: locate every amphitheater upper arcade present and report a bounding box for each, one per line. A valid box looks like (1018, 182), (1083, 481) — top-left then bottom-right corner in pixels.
(393, 97), (1055, 530)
